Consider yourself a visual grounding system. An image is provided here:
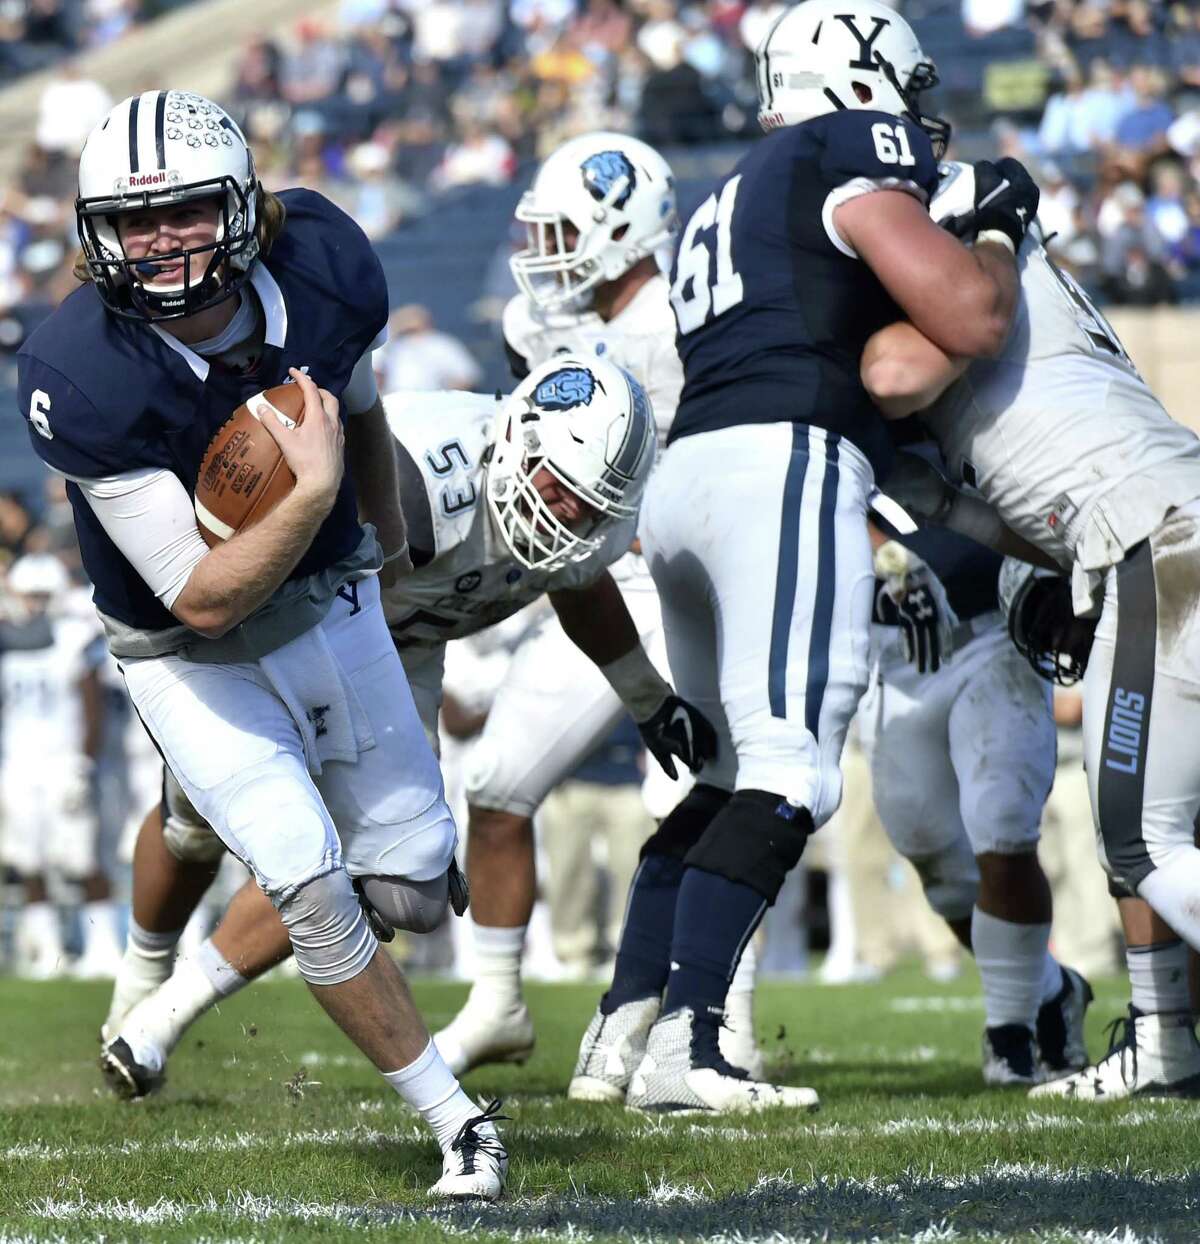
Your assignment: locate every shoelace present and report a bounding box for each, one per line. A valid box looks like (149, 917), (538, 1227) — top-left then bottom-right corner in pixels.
(1099, 1008), (1139, 1089)
(448, 1099), (510, 1175)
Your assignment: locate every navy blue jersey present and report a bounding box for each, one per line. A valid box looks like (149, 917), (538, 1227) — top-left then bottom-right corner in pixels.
(17, 190), (388, 633)
(667, 110), (938, 475)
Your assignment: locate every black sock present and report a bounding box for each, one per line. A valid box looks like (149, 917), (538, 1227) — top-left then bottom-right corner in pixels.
(662, 867), (766, 1059)
(602, 854), (685, 1013)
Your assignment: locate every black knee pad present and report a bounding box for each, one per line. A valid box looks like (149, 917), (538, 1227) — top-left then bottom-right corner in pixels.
(684, 789), (812, 904)
(640, 783), (731, 862)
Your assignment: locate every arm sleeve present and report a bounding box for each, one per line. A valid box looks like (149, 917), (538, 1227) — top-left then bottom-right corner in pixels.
(72, 468), (210, 610)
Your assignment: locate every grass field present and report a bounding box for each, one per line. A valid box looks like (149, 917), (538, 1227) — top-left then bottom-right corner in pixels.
(2, 965), (1198, 1243)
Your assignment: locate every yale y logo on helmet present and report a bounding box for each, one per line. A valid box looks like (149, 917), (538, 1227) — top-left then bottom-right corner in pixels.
(76, 90), (261, 322)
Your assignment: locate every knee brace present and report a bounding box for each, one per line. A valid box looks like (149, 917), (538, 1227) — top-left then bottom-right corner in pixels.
(909, 839), (979, 923)
(640, 783), (731, 861)
(277, 869), (378, 986)
(355, 870), (451, 941)
(161, 769), (225, 864)
(684, 789), (812, 904)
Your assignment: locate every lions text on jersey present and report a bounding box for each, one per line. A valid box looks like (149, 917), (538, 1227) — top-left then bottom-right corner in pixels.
(668, 109), (938, 475)
(18, 190), (388, 637)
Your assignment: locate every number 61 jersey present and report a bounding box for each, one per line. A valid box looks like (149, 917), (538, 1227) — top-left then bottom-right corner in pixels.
(381, 390), (636, 649)
(667, 108), (938, 477)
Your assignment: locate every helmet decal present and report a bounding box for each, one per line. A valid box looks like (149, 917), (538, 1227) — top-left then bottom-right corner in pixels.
(581, 150), (636, 208)
(533, 367), (599, 411)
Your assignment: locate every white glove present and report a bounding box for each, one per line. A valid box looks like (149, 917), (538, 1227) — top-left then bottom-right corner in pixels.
(873, 541), (959, 674)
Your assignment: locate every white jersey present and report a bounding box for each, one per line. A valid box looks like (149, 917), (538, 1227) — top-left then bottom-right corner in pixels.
(382, 390), (637, 649)
(922, 184), (1200, 608)
(0, 613), (101, 763)
(502, 274), (683, 447)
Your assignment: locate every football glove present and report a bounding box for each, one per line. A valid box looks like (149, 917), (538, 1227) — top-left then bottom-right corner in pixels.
(941, 157), (1040, 253)
(638, 695), (718, 781)
(873, 541), (959, 675)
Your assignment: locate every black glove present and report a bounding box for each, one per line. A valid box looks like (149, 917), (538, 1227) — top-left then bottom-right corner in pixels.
(873, 578), (954, 674)
(638, 695), (718, 780)
(942, 157), (1040, 252)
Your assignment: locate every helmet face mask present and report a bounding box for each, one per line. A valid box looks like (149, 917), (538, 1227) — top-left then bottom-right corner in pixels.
(755, 0), (950, 158)
(511, 133), (677, 315)
(76, 91), (261, 323)
(486, 355), (656, 573)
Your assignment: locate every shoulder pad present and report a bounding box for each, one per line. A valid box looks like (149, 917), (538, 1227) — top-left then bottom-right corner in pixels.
(818, 111), (939, 199)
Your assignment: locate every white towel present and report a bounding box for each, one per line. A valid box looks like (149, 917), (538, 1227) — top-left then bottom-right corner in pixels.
(259, 624), (375, 776)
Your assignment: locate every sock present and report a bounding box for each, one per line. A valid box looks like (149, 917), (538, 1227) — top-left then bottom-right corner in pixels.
(971, 907), (1051, 1031)
(1038, 949), (1066, 1007)
(1128, 939), (1190, 1015)
(17, 901), (64, 973)
(604, 855), (685, 1012)
(466, 924), (526, 1010)
(80, 900), (123, 960)
(105, 919), (184, 1033)
(119, 939), (247, 1070)
(385, 1038), (487, 1152)
(662, 868), (767, 1056)
(724, 934), (757, 1034)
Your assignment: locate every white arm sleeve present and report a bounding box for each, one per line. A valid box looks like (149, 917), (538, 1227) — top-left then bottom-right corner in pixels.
(341, 347), (381, 416)
(73, 468), (210, 611)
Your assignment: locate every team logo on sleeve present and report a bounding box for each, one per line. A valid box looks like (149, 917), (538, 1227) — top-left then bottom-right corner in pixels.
(581, 151), (636, 208)
(534, 367), (598, 410)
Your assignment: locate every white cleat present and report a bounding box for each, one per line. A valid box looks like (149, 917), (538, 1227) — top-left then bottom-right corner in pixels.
(626, 1008), (819, 1115)
(568, 996), (660, 1102)
(1030, 1008), (1200, 1101)
(428, 1100), (508, 1201)
(435, 999), (534, 1076)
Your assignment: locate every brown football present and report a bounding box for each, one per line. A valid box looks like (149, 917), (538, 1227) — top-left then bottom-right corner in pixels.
(194, 383), (306, 548)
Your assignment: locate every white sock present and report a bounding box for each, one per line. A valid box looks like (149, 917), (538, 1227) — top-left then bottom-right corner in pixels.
(467, 924), (526, 1010)
(385, 1038), (488, 1152)
(725, 936), (757, 1030)
(105, 919), (184, 1033)
(80, 901), (124, 960)
(972, 907), (1052, 1030)
(119, 939), (247, 1070)
(1128, 939), (1191, 1015)
(1038, 949), (1065, 1007)
(17, 901), (64, 972)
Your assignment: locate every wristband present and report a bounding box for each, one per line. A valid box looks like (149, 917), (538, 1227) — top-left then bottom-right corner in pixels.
(597, 646), (672, 722)
(975, 229), (1016, 255)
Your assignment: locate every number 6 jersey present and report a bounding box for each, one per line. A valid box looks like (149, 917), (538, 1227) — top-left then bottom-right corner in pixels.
(667, 108), (938, 476)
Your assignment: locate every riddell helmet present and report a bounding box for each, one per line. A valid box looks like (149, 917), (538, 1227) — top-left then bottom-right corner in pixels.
(510, 132), (678, 314)
(486, 353), (656, 573)
(77, 90), (260, 322)
(997, 557), (1096, 687)
(756, 0), (950, 157)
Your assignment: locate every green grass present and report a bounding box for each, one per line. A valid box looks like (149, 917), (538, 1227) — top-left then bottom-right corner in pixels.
(1, 966), (1197, 1242)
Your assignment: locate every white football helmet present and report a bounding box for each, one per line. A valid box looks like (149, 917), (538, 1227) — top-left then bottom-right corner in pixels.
(998, 557), (1094, 687)
(486, 353), (656, 573)
(510, 132), (678, 314)
(755, 0), (949, 156)
(77, 90), (260, 321)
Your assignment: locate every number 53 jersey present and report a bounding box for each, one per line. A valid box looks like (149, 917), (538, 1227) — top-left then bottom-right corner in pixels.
(667, 108), (938, 477)
(381, 390), (636, 649)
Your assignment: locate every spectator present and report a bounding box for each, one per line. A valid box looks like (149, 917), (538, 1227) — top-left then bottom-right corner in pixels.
(279, 18), (344, 106)
(1113, 65), (1174, 155)
(376, 305), (483, 393)
(35, 64), (112, 157)
(1102, 243), (1178, 305)
(430, 117), (517, 188)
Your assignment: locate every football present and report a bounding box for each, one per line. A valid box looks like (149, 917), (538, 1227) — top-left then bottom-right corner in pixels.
(193, 383), (305, 548)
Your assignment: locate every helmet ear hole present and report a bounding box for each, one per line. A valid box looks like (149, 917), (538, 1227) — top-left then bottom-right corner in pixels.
(852, 82), (873, 103)
(612, 223), (630, 241)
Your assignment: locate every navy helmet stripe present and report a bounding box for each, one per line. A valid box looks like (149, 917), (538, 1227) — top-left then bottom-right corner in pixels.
(127, 94), (141, 173)
(804, 435), (840, 738)
(154, 91), (167, 168)
(768, 424), (810, 718)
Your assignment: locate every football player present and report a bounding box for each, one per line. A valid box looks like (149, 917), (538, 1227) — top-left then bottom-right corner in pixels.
(96, 352), (715, 1095)
(436, 132), (761, 1082)
(19, 91), (503, 1199)
(860, 522), (1091, 1086)
(862, 160), (1200, 1099)
(574, 0), (1041, 1115)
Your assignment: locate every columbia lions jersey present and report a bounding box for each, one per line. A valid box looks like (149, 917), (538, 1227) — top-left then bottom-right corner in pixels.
(923, 236), (1200, 582)
(502, 274), (682, 444)
(668, 110), (938, 475)
(17, 190), (388, 634)
(382, 390), (637, 649)
(0, 614), (101, 761)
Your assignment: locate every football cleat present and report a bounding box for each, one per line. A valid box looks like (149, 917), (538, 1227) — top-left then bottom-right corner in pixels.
(428, 1099), (509, 1200)
(1035, 965), (1093, 1077)
(1030, 1008), (1200, 1101)
(719, 1004), (766, 1081)
(982, 1023), (1038, 1085)
(568, 996), (660, 1101)
(99, 1036), (165, 1101)
(434, 999), (535, 1076)
(626, 1007), (819, 1115)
